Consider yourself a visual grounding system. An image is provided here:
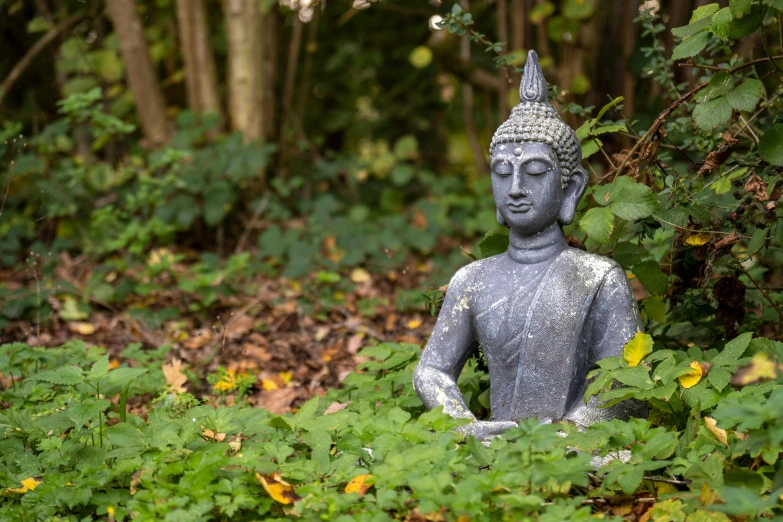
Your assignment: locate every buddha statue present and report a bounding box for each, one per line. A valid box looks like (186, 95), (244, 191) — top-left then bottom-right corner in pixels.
(413, 50), (644, 440)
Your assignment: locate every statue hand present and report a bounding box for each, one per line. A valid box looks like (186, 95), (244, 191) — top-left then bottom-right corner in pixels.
(454, 420), (518, 441)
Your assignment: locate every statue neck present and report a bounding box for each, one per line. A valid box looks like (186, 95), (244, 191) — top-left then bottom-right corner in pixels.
(507, 223), (567, 264)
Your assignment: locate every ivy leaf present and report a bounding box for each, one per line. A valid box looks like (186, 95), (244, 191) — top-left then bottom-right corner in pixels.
(759, 124), (783, 166)
(725, 79), (762, 112)
(672, 31), (711, 60)
(693, 96), (732, 131)
(623, 332), (654, 367)
(579, 206), (614, 244)
(632, 260), (669, 296)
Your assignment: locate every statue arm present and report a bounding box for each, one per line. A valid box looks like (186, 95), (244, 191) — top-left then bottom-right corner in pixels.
(413, 267), (478, 421)
(414, 266), (518, 440)
(566, 265), (646, 426)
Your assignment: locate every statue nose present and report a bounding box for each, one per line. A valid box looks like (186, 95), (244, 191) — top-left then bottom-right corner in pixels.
(509, 173), (527, 198)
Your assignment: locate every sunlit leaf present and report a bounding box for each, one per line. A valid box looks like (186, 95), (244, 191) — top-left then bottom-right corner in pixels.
(679, 361), (703, 389)
(704, 417), (728, 446)
(345, 474), (373, 496)
(685, 233), (711, 246)
(256, 472), (300, 504)
(623, 331), (654, 367)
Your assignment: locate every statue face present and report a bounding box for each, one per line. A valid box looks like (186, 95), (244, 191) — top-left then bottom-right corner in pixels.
(491, 142), (565, 235)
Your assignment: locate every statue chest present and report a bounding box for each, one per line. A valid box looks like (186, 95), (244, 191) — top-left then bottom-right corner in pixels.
(470, 254), (604, 421)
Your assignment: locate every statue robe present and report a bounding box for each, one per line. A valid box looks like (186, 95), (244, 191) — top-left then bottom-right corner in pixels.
(417, 247), (643, 426)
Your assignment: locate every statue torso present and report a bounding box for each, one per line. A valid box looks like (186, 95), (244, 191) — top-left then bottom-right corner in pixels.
(456, 248), (616, 421)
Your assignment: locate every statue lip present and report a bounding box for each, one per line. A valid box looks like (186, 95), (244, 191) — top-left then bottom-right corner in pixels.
(507, 202), (532, 213)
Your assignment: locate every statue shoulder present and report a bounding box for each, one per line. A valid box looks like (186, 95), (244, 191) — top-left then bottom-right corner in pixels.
(448, 254), (506, 291)
(560, 247), (622, 285)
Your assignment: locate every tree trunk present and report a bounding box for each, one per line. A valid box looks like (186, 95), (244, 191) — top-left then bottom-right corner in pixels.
(105, 0), (170, 147)
(509, 0), (526, 90)
(497, 0), (510, 121)
(176, 0), (222, 119)
(263, 10), (279, 141)
(224, 0), (264, 142)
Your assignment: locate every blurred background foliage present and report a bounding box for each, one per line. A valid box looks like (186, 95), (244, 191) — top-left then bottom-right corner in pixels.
(0, 0), (782, 350)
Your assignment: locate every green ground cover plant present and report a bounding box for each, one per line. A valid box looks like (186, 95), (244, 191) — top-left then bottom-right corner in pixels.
(1, 335), (782, 521)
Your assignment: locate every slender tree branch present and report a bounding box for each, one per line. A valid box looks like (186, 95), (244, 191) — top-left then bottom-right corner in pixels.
(742, 265), (783, 322)
(0, 12), (86, 108)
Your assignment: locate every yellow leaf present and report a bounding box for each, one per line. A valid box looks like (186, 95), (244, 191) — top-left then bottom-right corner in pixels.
(623, 331), (654, 367)
(407, 318), (423, 329)
(5, 477), (42, 493)
(201, 427), (226, 441)
(279, 371), (293, 384)
(67, 322), (96, 335)
(213, 369), (237, 392)
(256, 473), (300, 504)
(350, 268), (371, 283)
(685, 233), (711, 246)
(21, 478), (41, 491)
(654, 481), (677, 496)
(731, 352), (779, 385)
(679, 361), (703, 389)
(161, 359), (188, 393)
(261, 379), (278, 391)
(108, 359), (120, 370)
(704, 417), (728, 446)
(345, 474), (373, 496)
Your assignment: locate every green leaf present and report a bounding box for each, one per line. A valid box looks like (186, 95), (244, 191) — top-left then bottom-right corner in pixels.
(759, 124), (783, 166)
(529, 1), (555, 24)
(711, 6), (766, 39)
(34, 366), (84, 385)
(632, 260), (669, 296)
(388, 407), (411, 424)
(730, 0), (752, 19)
(27, 16), (52, 33)
(713, 332), (753, 366)
(595, 96), (625, 121)
(672, 31), (711, 60)
(593, 177), (658, 220)
(88, 354), (110, 380)
(672, 15), (715, 38)
(690, 3), (720, 22)
(294, 396), (320, 426)
(579, 206), (614, 244)
(563, 0), (594, 20)
(725, 79), (762, 112)
(707, 366), (732, 392)
(467, 436), (492, 467)
(613, 366), (655, 390)
(477, 227), (509, 258)
(581, 138), (601, 159)
(747, 227), (767, 256)
(592, 124), (626, 136)
(697, 72), (734, 102)
(693, 96), (732, 131)
(103, 367), (147, 392)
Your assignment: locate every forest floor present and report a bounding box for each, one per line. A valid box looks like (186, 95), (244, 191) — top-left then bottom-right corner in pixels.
(1, 252), (441, 414)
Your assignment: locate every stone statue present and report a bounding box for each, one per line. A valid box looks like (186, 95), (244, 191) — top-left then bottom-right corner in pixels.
(413, 50), (645, 441)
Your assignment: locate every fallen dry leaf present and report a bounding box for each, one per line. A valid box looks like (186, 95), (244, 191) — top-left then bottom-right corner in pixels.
(201, 427), (227, 442)
(744, 172), (770, 202)
(350, 268), (371, 283)
(257, 387), (299, 414)
(162, 359), (188, 393)
(4, 477), (42, 494)
(256, 472), (300, 504)
(704, 417), (728, 446)
(183, 329), (212, 350)
(346, 334), (364, 355)
(345, 474), (372, 496)
(324, 401), (351, 415)
(67, 322), (96, 335)
(731, 352), (779, 385)
(407, 318), (422, 329)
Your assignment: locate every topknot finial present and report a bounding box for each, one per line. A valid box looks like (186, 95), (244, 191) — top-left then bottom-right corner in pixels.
(519, 50), (548, 104)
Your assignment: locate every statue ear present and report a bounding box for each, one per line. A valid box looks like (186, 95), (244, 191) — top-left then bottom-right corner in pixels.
(497, 208), (509, 228)
(558, 165), (588, 225)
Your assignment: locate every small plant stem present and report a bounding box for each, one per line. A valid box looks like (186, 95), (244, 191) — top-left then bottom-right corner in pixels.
(613, 54), (783, 181)
(741, 266), (783, 322)
(644, 476), (691, 485)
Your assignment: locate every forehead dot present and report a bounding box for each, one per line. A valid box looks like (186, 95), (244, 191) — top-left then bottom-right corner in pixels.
(513, 147), (523, 157)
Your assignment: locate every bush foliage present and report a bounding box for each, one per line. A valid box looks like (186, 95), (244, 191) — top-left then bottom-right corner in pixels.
(1, 336), (782, 521)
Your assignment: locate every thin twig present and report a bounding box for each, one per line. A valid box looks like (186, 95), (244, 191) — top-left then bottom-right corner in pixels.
(742, 266), (783, 322)
(235, 192), (270, 255)
(613, 55), (783, 181)
(643, 476), (691, 486)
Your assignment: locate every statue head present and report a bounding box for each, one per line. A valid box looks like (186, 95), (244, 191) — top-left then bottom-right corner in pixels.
(489, 50), (588, 236)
